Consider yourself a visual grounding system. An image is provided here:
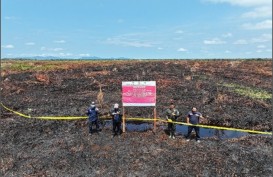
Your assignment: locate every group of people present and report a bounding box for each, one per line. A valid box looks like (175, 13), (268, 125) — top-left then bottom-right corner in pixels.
(165, 103), (204, 142)
(87, 102), (204, 142)
(87, 102), (123, 138)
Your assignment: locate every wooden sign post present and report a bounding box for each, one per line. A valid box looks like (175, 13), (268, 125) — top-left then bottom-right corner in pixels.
(122, 106), (126, 133)
(153, 107), (157, 131)
(122, 81), (156, 133)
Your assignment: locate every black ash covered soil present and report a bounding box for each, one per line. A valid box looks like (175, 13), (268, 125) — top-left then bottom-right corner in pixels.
(0, 59), (272, 176)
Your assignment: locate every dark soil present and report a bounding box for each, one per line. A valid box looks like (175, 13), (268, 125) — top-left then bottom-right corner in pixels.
(0, 59), (272, 176)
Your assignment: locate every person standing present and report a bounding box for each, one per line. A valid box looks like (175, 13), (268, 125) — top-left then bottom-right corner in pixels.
(185, 107), (204, 142)
(110, 103), (123, 138)
(165, 103), (180, 139)
(87, 102), (100, 135)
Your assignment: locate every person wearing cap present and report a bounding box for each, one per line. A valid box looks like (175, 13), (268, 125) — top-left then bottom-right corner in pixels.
(165, 103), (180, 139)
(110, 103), (123, 138)
(87, 102), (100, 135)
(185, 107), (204, 142)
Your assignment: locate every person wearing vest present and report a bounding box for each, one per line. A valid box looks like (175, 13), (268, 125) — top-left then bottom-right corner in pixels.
(165, 103), (180, 139)
(185, 107), (204, 142)
(87, 102), (100, 135)
(110, 103), (123, 138)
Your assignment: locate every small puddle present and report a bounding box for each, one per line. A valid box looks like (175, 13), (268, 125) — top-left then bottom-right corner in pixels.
(103, 120), (153, 132)
(175, 125), (248, 139)
(102, 121), (269, 139)
(126, 123), (153, 132)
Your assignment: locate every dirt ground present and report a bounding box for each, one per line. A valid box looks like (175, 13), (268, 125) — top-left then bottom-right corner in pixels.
(0, 59), (272, 176)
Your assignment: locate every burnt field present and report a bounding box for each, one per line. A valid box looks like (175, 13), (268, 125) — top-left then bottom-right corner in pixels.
(0, 59), (272, 176)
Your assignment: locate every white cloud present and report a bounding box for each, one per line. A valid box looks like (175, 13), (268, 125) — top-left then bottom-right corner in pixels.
(1, 44), (14, 49)
(257, 45), (266, 48)
(59, 53), (72, 57)
(106, 37), (155, 48)
(251, 33), (272, 43)
(18, 53), (73, 58)
(256, 49), (263, 53)
(40, 47), (64, 51)
(117, 19), (124, 23)
(52, 48), (64, 51)
(266, 49), (272, 52)
(242, 6), (272, 18)
(79, 53), (90, 57)
(233, 34), (272, 45)
(201, 50), (209, 53)
(233, 34), (271, 46)
(177, 48), (188, 52)
(242, 20), (272, 30)
(41, 47), (46, 51)
(205, 0), (271, 7)
(53, 40), (66, 43)
(222, 33), (233, 38)
(175, 30), (184, 34)
(233, 39), (248, 44)
(105, 32), (161, 48)
(225, 50), (231, 53)
(36, 53), (47, 57)
(157, 47), (163, 50)
(203, 38), (226, 45)
(4, 16), (16, 20)
(173, 37), (184, 40)
(25, 42), (35, 45)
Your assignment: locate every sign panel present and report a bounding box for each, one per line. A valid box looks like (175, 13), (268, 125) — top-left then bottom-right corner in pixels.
(122, 81), (156, 106)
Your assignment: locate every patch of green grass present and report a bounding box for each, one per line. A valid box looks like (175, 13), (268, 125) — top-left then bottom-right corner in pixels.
(194, 75), (208, 80)
(2, 61), (66, 71)
(221, 83), (271, 100)
(39, 64), (59, 71)
(9, 62), (35, 71)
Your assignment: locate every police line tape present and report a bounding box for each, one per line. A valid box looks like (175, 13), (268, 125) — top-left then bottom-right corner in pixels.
(1, 103), (271, 135)
(125, 118), (272, 135)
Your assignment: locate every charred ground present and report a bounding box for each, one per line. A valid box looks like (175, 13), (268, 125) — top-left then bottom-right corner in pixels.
(0, 59), (272, 176)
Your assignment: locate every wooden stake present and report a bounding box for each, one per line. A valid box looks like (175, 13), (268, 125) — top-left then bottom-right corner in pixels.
(154, 107), (157, 131)
(123, 106), (126, 133)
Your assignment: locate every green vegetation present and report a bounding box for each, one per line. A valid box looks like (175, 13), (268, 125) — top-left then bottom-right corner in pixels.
(221, 83), (271, 100)
(0, 59), (158, 72)
(8, 62), (35, 71)
(1, 61), (58, 71)
(193, 74), (208, 80)
(1, 60), (86, 71)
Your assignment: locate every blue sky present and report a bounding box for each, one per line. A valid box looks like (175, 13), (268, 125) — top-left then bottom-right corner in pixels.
(1, 0), (272, 59)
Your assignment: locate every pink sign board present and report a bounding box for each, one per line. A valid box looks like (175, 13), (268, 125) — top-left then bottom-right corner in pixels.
(122, 81), (156, 106)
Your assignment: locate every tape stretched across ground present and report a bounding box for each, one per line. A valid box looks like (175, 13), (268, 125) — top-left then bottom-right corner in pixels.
(1, 103), (271, 135)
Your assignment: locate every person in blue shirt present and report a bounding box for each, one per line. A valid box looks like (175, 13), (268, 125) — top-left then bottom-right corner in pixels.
(87, 102), (100, 135)
(185, 107), (204, 142)
(110, 103), (123, 138)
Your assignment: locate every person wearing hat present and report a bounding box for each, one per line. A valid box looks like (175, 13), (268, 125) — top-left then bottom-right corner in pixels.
(165, 103), (180, 139)
(87, 102), (100, 135)
(110, 103), (123, 138)
(185, 107), (204, 142)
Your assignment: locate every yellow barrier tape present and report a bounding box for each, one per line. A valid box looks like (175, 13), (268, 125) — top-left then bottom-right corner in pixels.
(1, 103), (271, 135)
(1, 103), (31, 118)
(35, 116), (87, 120)
(126, 118), (159, 121)
(0, 103), (113, 120)
(158, 119), (272, 135)
(34, 116), (112, 120)
(125, 118), (271, 135)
